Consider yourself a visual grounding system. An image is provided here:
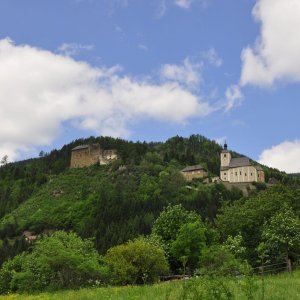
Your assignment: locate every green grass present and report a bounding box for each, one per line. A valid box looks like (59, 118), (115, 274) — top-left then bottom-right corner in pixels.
(1, 271), (299, 300)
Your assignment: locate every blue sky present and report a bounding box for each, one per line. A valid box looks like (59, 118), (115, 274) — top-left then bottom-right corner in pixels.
(0, 0), (299, 172)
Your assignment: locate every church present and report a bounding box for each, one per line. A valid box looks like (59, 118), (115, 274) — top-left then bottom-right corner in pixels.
(220, 143), (265, 183)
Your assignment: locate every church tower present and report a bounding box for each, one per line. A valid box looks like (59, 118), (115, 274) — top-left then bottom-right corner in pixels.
(220, 142), (231, 167)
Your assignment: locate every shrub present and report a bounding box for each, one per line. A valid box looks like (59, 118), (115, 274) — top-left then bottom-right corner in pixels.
(0, 231), (107, 293)
(198, 245), (246, 277)
(105, 237), (169, 285)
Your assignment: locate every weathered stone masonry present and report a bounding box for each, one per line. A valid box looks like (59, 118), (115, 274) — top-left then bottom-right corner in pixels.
(70, 144), (118, 168)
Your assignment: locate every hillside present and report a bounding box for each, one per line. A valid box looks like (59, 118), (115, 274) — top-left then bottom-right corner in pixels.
(0, 134), (298, 263)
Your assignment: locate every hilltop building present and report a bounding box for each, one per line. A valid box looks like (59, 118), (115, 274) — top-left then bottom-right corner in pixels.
(181, 164), (207, 181)
(70, 144), (118, 168)
(220, 143), (264, 183)
(22, 231), (38, 242)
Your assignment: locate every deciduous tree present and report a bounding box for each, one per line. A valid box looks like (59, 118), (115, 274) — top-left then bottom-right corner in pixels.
(262, 208), (300, 265)
(104, 237), (168, 285)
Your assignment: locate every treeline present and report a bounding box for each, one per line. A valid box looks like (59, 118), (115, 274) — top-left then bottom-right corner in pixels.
(0, 134), (299, 294)
(0, 134), (224, 223)
(1, 184), (300, 294)
(0, 158), (242, 257)
(0, 134), (298, 255)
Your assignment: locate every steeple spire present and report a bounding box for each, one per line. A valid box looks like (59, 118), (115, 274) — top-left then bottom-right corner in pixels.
(224, 141), (228, 151)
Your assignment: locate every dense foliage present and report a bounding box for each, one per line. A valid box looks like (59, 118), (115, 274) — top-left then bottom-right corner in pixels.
(0, 231), (105, 293)
(216, 185), (300, 264)
(0, 135), (245, 262)
(0, 134), (299, 294)
(104, 237), (169, 285)
(170, 220), (206, 273)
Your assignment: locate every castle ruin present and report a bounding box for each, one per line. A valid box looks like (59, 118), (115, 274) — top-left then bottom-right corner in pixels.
(70, 144), (118, 168)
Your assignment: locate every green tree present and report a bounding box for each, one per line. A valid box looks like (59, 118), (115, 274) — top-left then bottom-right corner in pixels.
(224, 233), (246, 259)
(262, 208), (300, 265)
(216, 186), (300, 263)
(170, 221), (206, 274)
(104, 237), (169, 285)
(0, 231), (106, 293)
(152, 204), (199, 252)
(256, 242), (270, 300)
(199, 245), (246, 277)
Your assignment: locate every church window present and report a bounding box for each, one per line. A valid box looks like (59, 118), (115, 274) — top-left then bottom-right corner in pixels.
(224, 172), (226, 176)
(251, 173), (253, 176)
(235, 172), (237, 176)
(245, 173), (247, 176)
(224, 154), (227, 157)
(240, 171), (242, 175)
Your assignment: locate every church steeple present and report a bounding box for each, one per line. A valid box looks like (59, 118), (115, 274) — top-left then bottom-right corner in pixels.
(224, 141), (228, 151)
(220, 141), (231, 167)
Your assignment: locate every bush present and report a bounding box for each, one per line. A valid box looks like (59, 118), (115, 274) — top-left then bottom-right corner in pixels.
(197, 245), (246, 277)
(0, 231), (107, 293)
(105, 237), (169, 285)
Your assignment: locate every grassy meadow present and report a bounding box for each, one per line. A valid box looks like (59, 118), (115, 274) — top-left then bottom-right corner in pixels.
(1, 270), (299, 300)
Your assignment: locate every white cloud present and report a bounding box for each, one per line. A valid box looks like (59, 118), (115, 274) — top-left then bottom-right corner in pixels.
(201, 48), (223, 67)
(240, 0), (300, 86)
(160, 57), (202, 88)
(58, 43), (94, 57)
(174, 0), (193, 9)
(259, 140), (300, 173)
(157, 0), (167, 17)
(174, 0), (206, 9)
(138, 44), (148, 51)
(0, 38), (213, 160)
(224, 85), (243, 111)
(157, 0), (207, 17)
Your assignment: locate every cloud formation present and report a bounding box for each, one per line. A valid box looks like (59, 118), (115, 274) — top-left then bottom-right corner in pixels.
(138, 44), (148, 51)
(240, 0), (300, 87)
(259, 140), (300, 173)
(174, 0), (206, 9)
(157, 0), (207, 17)
(201, 48), (223, 67)
(174, 0), (193, 9)
(160, 57), (202, 89)
(0, 38), (213, 160)
(58, 43), (94, 57)
(224, 85), (243, 112)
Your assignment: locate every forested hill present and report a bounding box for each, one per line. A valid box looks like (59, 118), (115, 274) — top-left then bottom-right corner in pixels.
(0, 134), (298, 262)
(0, 134), (223, 218)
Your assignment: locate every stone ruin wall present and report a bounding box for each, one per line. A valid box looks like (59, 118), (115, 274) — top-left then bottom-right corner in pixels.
(70, 144), (118, 168)
(70, 145), (101, 168)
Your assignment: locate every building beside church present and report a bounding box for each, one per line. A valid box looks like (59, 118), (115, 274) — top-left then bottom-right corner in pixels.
(220, 143), (265, 183)
(181, 164), (207, 181)
(70, 144), (118, 168)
